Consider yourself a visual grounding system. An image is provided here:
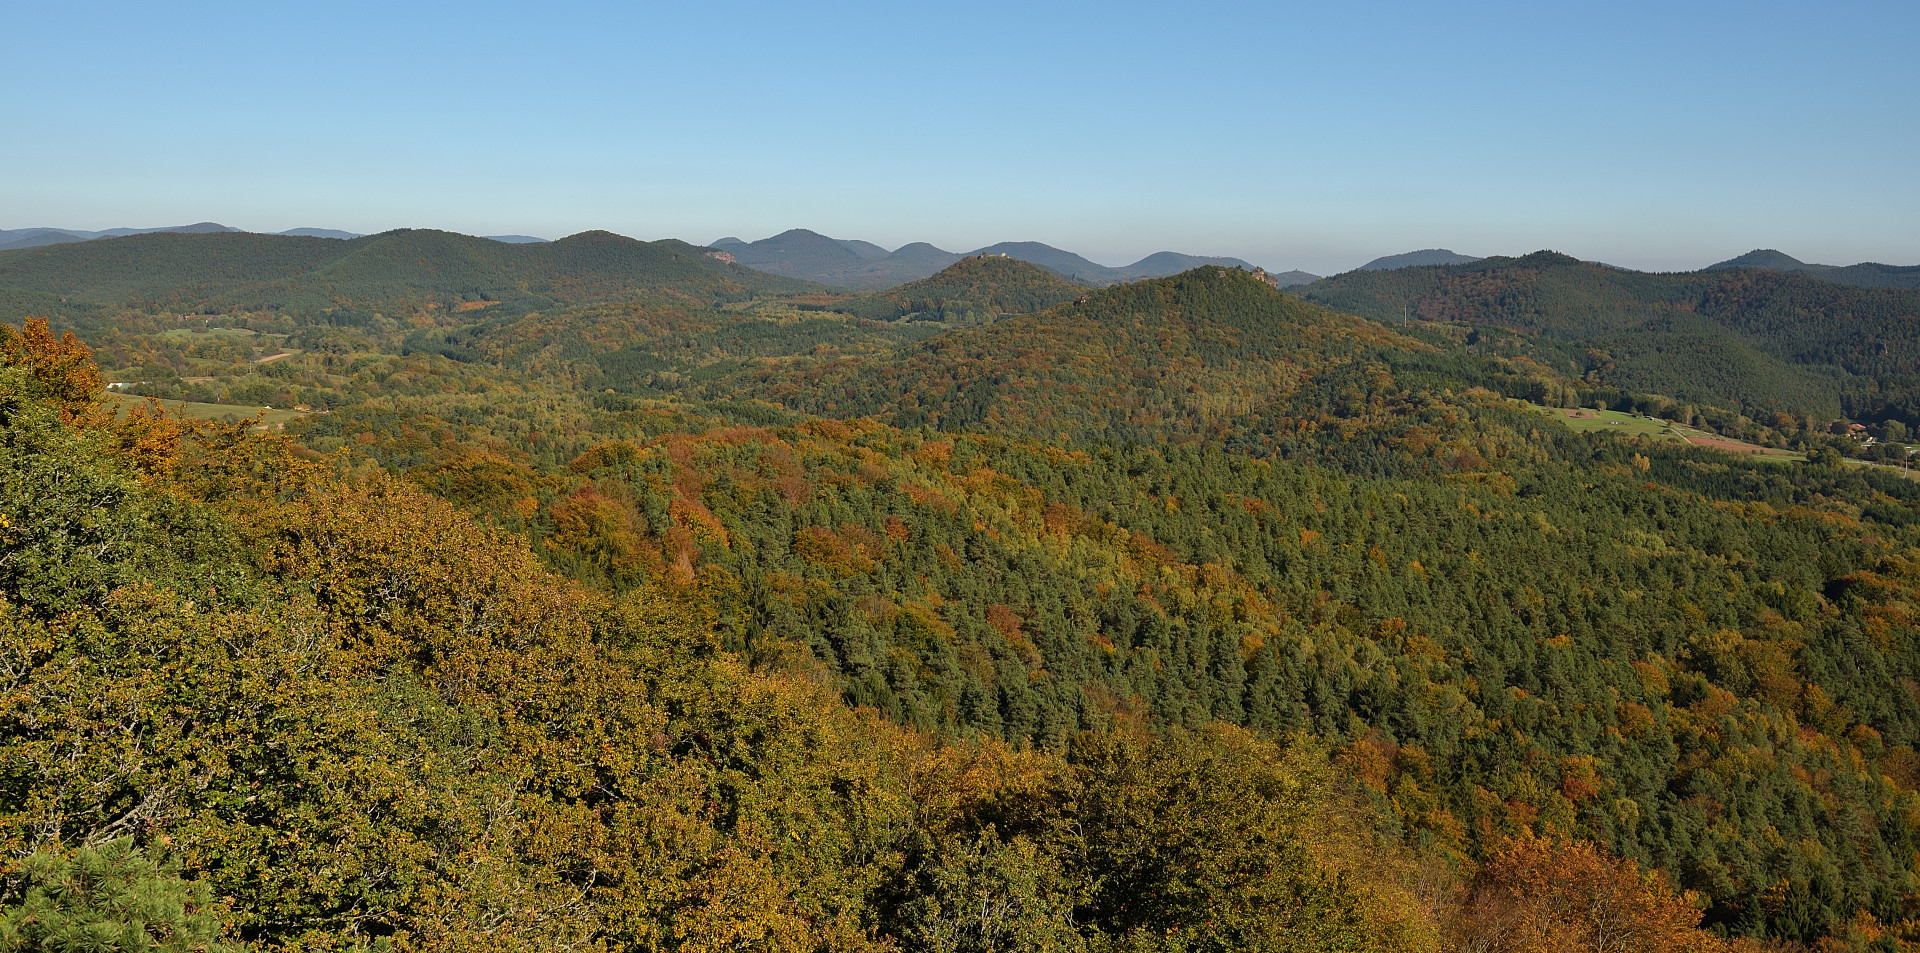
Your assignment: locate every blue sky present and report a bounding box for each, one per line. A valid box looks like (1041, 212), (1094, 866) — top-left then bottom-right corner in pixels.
(4, 0), (1915, 274)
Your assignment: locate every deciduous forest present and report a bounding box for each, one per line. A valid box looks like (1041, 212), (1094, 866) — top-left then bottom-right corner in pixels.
(7, 231), (1920, 950)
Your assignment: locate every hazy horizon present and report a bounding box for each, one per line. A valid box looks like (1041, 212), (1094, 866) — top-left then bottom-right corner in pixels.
(5, 1), (1915, 276)
(9, 219), (1917, 277)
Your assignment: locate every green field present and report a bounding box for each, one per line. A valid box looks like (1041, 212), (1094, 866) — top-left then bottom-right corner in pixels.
(108, 392), (308, 428)
(1525, 400), (1915, 475)
(1519, 401), (1805, 461)
(154, 326), (261, 340)
(1520, 402), (1686, 440)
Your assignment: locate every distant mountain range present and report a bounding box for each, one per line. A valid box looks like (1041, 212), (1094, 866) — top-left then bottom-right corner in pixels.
(1706, 248), (1920, 290)
(0, 228), (810, 327)
(0, 224), (548, 253)
(1339, 247), (1919, 289)
(830, 255), (1091, 324)
(1358, 248), (1482, 271)
(707, 229), (1310, 290)
(275, 227), (362, 240)
(0, 222), (245, 252)
(1295, 249), (1920, 422)
(16, 225), (1909, 294)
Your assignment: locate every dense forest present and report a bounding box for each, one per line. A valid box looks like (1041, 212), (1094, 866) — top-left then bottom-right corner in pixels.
(1296, 253), (1920, 427)
(10, 229), (1920, 949)
(0, 228), (817, 328)
(829, 256), (1088, 325)
(711, 229), (1265, 290)
(1707, 250), (1920, 291)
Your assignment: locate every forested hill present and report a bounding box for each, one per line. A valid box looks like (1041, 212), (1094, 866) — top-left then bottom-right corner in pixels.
(943, 242), (1262, 286)
(24, 235), (1920, 947)
(199, 247), (1920, 944)
(829, 254), (1089, 323)
(1295, 251), (1920, 425)
(1359, 248), (1482, 270)
(0, 326), (1464, 951)
(710, 227), (937, 289)
(0, 228), (815, 325)
(1708, 248), (1920, 290)
(736, 265), (1418, 446)
(713, 228), (1271, 288)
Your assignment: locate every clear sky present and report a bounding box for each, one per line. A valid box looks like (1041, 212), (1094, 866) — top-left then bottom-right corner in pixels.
(4, 0), (1915, 274)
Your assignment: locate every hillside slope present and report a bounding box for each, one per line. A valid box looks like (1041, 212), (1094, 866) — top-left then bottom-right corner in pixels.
(0, 340), (1444, 951)
(0, 228), (817, 324)
(1297, 251), (1920, 424)
(1359, 248), (1482, 270)
(713, 230), (1275, 289)
(739, 266), (1418, 446)
(830, 254), (1089, 323)
(711, 229), (953, 288)
(0, 221), (249, 251)
(1709, 248), (1920, 289)
(26, 231), (1920, 947)
(211, 256), (1920, 943)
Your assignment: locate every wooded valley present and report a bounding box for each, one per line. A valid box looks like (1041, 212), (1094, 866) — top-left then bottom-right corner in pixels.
(7, 231), (1920, 950)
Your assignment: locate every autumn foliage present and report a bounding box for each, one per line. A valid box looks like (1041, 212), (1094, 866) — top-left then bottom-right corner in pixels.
(0, 316), (105, 424)
(0, 326), (1447, 950)
(12, 254), (1920, 953)
(1449, 834), (1736, 953)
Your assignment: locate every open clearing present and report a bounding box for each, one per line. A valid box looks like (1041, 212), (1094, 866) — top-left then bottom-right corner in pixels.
(155, 327), (261, 341)
(108, 392), (309, 429)
(1524, 404), (1685, 441)
(1520, 402), (1803, 461)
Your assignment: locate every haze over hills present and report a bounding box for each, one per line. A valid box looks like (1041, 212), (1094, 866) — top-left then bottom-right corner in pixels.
(20, 253), (1870, 949)
(0, 227), (814, 326)
(1707, 248), (1920, 289)
(832, 237), (891, 259)
(709, 228), (1285, 289)
(1264, 268), (1320, 286)
(1116, 251), (1312, 286)
(965, 241), (1110, 283)
(735, 266), (1408, 441)
(829, 254), (1090, 324)
(1358, 248), (1483, 270)
(18, 227), (1920, 947)
(275, 227), (361, 240)
(0, 222), (244, 252)
(1296, 249), (1920, 424)
(14, 225), (1915, 287)
(0, 223), (555, 252)
(707, 229), (926, 288)
(12, 0), (1920, 939)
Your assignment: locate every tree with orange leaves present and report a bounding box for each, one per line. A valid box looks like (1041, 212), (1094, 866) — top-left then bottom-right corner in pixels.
(0, 319), (264, 482)
(0, 317), (105, 424)
(1452, 833), (1729, 953)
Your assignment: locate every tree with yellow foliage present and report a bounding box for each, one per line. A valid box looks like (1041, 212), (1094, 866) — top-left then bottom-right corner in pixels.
(1450, 833), (1735, 953)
